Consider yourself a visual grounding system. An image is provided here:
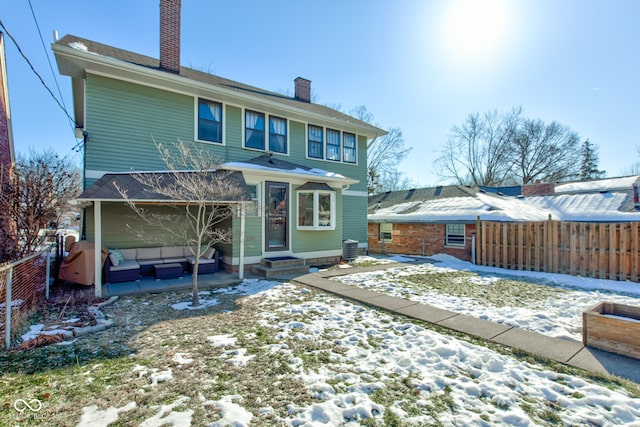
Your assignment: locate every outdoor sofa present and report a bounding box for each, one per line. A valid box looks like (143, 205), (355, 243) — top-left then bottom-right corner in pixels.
(104, 246), (219, 283)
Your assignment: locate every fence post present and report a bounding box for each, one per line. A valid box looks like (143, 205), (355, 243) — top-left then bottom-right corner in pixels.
(45, 250), (51, 300)
(471, 234), (476, 264)
(5, 266), (13, 349)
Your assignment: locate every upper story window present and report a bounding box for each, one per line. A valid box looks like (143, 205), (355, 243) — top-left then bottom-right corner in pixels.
(308, 125), (324, 159)
(245, 110), (265, 150)
(307, 125), (358, 164)
(244, 110), (288, 154)
(269, 116), (287, 154)
(343, 132), (356, 163)
(445, 224), (465, 247)
(198, 99), (223, 143)
(326, 129), (341, 161)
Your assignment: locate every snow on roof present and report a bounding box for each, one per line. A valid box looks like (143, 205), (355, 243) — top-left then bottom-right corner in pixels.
(522, 192), (640, 221)
(369, 193), (549, 223)
(555, 176), (640, 194)
(223, 161), (350, 181)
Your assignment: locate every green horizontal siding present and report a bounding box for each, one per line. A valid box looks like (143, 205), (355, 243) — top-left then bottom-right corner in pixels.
(84, 75), (371, 258)
(290, 186), (343, 253)
(85, 75), (195, 173)
(342, 194), (368, 243)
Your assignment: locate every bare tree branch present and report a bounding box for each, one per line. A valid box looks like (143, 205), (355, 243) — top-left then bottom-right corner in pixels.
(0, 149), (81, 261)
(115, 139), (246, 307)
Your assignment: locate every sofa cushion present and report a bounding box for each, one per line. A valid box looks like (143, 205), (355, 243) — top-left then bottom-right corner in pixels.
(187, 256), (216, 265)
(162, 246), (185, 259)
(183, 246), (198, 257)
(109, 251), (120, 267)
(120, 248), (137, 261)
(202, 247), (216, 260)
(110, 260), (140, 272)
(138, 258), (164, 266)
(137, 247), (161, 260)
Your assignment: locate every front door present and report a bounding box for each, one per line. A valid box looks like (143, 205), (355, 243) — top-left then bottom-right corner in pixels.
(265, 181), (288, 251)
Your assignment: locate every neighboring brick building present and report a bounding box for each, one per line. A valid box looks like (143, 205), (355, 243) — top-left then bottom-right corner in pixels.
(367, 222), (476, 261)
(0, 32), (16, 262)
(367, 185), (548, 261)
(368, 178), (640, 262)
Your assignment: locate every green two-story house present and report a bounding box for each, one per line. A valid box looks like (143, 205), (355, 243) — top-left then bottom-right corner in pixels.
(53, 0), (385, 286)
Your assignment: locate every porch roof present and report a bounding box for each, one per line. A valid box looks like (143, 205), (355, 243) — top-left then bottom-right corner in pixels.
(223, 155), (358, 186)
(78, 170), (252, 203)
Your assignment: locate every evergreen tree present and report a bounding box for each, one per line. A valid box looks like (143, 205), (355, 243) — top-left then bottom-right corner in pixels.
(580, 139), (606, 180)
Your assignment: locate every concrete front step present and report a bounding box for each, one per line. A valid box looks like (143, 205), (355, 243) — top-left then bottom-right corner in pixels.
(251, 263), (310, 279)
(260, 256), (305, 268)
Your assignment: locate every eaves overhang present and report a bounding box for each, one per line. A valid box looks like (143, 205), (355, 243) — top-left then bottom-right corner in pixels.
(53, 43), (387, 139)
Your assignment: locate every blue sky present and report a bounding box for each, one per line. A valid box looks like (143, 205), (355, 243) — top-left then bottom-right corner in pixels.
(2, 0), (639, 186)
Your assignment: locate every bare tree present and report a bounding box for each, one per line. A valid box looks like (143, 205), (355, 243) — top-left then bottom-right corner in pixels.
(436, 107), (584, 186)
(435, 109), (520, 186)
(511, 119), (581, 184)
(350, 106), (413, 194)
(116, 140), (248, 307)
(0, 149), (80, 260)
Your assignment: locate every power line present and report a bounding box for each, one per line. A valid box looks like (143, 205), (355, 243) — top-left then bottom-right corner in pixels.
(0, 18), (76, 127)
(28, 0), (73, 131)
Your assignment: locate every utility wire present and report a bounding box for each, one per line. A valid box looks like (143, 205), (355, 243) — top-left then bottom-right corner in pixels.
(28, 0), (73, 131)
(0, 18), (76, 126)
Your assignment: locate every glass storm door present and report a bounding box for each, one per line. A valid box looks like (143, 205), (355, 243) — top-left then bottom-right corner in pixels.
(265, 181), (288, 251)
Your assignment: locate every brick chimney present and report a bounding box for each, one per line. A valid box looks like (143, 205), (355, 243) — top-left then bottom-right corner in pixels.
(522, 180), (555, 196)
(294, 77), (311, 102)
(159, 0), (181, 73)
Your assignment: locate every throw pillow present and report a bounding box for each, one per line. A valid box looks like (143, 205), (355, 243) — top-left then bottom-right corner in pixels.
(203, 247), (215, 259)
(110, 249), (125, 266)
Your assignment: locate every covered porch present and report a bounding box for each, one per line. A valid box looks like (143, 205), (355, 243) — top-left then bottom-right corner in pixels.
(78, 170), (253, 297)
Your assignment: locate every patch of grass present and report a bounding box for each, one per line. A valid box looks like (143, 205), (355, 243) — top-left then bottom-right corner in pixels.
(398, 271), (567, 308)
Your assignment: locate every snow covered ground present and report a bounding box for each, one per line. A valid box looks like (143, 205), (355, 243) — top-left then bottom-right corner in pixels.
(69, 257), (640, 427)
(335, 254), (640, 342)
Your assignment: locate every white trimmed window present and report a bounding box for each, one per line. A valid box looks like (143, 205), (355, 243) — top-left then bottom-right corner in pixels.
(307, 125), (358, 164)
(343, 132), (356, 163)
(308, 125), (324, 159)
(245, 110), (266, 150)
(445, 224), (465, 247)
(269, 116), (287, 154)
(245, 183), (261, 216)
(380, 223), (392, 242)
(197, 98), (223, 143)
(326, 129), (341, 161)
(297, 187), (335, 230)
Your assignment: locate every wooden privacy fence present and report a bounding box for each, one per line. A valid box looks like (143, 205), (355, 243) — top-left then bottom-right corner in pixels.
(476, 218), (640, 282)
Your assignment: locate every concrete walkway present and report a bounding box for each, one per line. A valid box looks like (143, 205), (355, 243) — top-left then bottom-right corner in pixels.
(292, 264), (640, 384)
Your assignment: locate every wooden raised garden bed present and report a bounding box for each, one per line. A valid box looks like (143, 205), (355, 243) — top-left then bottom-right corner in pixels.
(582, 301), (640, 360)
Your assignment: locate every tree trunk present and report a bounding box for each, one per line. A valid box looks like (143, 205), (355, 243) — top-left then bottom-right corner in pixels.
(191, 258), (200, 307)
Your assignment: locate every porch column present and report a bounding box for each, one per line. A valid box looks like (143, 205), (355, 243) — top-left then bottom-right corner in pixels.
(239, 202), (245, 280)
(94, 200), (103, 298)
